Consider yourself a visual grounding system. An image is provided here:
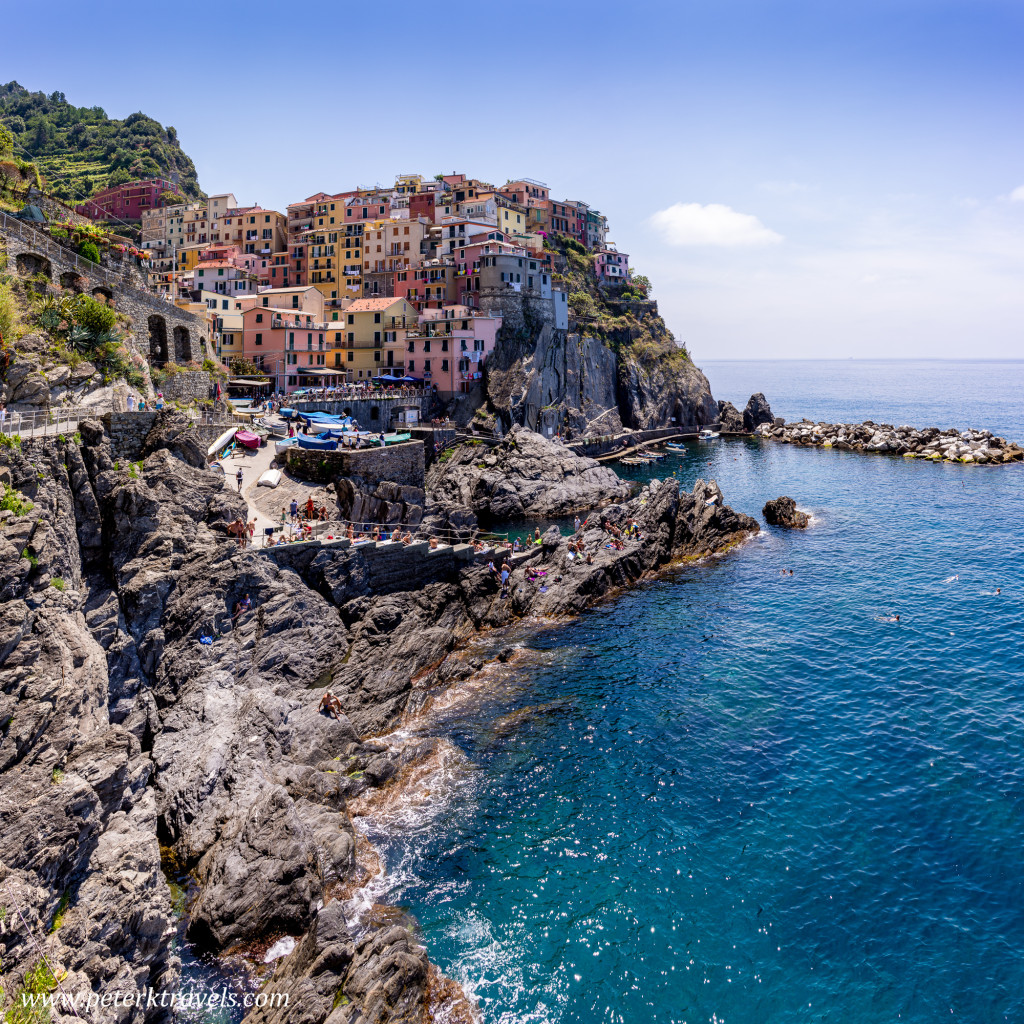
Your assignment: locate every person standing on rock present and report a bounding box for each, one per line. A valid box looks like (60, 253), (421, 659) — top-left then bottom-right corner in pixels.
(574, 516), (581, 534)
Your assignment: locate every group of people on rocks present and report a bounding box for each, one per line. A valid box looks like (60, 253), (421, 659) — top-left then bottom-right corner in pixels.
(228, 516), (257, 548)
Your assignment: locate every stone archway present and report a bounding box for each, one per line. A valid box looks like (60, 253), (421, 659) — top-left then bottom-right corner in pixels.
(173, 325), (192, 363)
(148, 315), (169, 365)
(91, 285), (114, 303)
(15, 252), (51, 278)
(60, 271), (84, 292)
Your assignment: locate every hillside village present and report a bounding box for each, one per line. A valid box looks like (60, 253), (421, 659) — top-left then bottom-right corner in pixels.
(68, 172), (636, 397)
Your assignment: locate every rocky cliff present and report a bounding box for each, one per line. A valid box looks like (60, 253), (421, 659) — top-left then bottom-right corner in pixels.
(478, 238), (718, 437)
(0, 419), (757, 1022)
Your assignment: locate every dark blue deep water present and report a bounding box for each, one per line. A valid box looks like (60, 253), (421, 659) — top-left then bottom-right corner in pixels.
(361, 362), (1024, 1024)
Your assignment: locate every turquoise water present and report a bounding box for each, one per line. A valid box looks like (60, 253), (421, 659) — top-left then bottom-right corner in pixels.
(360, 362), (1024, 1024)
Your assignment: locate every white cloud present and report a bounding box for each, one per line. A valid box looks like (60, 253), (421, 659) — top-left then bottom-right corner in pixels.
(1010, 184), (1024, 202)
(648, 202), (783, 247)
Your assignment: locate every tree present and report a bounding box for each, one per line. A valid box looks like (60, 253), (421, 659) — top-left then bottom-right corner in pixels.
(229, 356), (261, 377)
(0, 123), (12, 157)
(631, 274), (652, 297)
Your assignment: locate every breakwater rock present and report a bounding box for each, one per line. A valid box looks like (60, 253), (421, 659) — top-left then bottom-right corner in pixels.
(763, 496), (809, 529)
(0, 414), (757, 1023)
(717, 393), (775, 434)
(756, 419), (1024, 464)
(427, 423), (630, 520)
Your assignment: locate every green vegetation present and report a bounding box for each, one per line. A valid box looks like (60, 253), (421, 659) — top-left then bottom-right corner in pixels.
(0, 81), (203, 206)
(229, 355), (262, 377)
(0, 277), (23, 342)
(1, 484), (33, 516)
(77, 240), (99, 264)
(48, 891), (71, 933)
(33, 294), (145, 389)
(51, 766), (64, 785)
(49, 577), (65, 591)
(21, 548), (38, 568)
(4, 956), (62, 1024)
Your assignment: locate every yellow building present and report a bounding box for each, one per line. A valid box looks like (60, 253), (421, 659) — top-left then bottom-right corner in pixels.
(328, 296), (418, 381)
(495, 196), (528, 243)
(338, 222), (364, 307)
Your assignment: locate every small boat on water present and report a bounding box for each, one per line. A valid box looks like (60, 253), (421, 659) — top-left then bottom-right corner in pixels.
(698, 429), (720, 440)
(234, 429), (262, 449)
(666, 442), (687, 452)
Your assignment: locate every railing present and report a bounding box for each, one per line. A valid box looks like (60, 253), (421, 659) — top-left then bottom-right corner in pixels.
(0, 407), (85, 439)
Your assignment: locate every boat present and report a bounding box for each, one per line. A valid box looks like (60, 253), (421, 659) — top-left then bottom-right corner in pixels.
(644, 452), (666, 461)
(275, 436), (299, 457)
(257, 468), (282, 488)
(698, 429), (720, 440)
(666, 442), (688, 452)
(234, 429), (262, 449)
(296, 434), (337, 450)
(208, 426), (237, 459)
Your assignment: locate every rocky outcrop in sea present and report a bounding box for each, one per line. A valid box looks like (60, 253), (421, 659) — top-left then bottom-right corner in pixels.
(0, 417), (757, 1023)
(763, 496), (809, 529)
(756, 419), (1024, 464)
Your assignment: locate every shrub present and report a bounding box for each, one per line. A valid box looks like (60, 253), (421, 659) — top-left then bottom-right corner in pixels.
(21, 547), (39, 568)
(50, 577), (65, 591)
(0, 434), (22, 452)
(74, 293), (117, 336)
(0, 277), (23, 342)
(79, 240), (100, 264)
(1, 483), (32, 515)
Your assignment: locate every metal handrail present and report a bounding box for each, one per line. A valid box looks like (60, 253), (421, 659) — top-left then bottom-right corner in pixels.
(0, 407), (84, 439)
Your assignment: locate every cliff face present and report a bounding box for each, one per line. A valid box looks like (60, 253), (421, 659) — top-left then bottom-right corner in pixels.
(480, 238), (716, 437)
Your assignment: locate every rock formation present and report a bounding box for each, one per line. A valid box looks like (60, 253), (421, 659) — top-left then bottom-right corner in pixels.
(762, 496), (809, 529)
(717, 400), (744, 433)
(0, 417), (757, 1022)
(426, 424), (630, 521)
(742, 393), (774, 432)
(755, 419), (1024, 464)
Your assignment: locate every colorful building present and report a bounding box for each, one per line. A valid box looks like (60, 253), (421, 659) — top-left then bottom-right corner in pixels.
(594, 246), (630, 284)
(76, 177), (176, 222)
(327, 296), (418, 381)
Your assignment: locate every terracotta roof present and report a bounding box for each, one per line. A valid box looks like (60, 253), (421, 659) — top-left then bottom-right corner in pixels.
(345, 297), (407, 311)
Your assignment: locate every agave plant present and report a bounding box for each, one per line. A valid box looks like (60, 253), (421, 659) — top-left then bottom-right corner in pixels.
(67, 325), (95, 355)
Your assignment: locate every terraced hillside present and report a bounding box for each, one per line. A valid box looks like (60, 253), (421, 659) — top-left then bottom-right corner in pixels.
(0, 81), (203, 207)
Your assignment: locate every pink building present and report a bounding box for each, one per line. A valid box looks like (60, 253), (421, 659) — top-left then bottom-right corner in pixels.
(594, 246), (630, 284)
(396, 305), (501, 395)
(76, 177), (175, 221)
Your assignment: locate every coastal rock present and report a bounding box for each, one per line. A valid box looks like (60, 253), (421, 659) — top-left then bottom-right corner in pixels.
(426, 423), (629, 520)
(742, 393), (775, 432)
(0, 411), (760, 1024)
(717, 400), (745, 433)
(618, 349), (718, 431)
(763, 496), (809, 529)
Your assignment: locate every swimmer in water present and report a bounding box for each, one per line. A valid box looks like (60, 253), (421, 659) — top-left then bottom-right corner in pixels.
(942, 574), (959, 584)
(875, 614), (900, 623)
(996, 587), (1001, 595)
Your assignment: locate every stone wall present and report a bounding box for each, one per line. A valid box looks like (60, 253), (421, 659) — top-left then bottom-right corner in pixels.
(0, 219), (211, 373)
(104, 410), (232, 461)
(284, 440), (425, 488)
(161, 370), (213, 402)
(568, 425), (709, 459)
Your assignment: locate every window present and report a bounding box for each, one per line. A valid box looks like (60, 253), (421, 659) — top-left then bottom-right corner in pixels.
(347, 332), (354, 344)
(408, 341), (415, 353)
(373, 312), (381, 324)
(335, 353), (341, 366)
(334, 332), (341, 343)
(289, 332), (295, 348)
(255, 333), (263, 345)
(374, 331), (381, 344)
(347, 351), (354, 362)
(442, 359), (449, 372)
(408, 359), (415, 371)
(292, 296), (299, 308)
(307, 333), (313, 349)
(374, 351), (380, 362)
(347, 314), (354, 325)
(424, 359), (431, 372)
(424, 340), (431, 353)
(256, 313), (263, 323)
(262, 297), (269, 306)
(441, 339), (449, 352)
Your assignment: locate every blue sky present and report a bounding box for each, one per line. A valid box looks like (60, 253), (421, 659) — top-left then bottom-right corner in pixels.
(7, 0), (1024, 359)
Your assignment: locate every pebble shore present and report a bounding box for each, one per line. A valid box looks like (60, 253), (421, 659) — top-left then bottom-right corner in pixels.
(755, 419), (1024, 464)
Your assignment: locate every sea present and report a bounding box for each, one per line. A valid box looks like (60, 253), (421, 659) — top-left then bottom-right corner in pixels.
(351, 360), (1024, 1024)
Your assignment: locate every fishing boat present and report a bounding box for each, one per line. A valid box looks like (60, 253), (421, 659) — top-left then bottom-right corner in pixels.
(666, 442), (688, 452)
(207, 427), (237, 461)
(274, 436), (299, 457)
(698, 429), (720, 440)
(234, 429), (262, 449)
